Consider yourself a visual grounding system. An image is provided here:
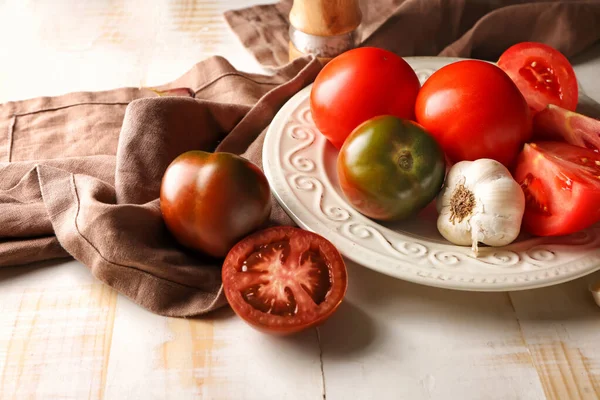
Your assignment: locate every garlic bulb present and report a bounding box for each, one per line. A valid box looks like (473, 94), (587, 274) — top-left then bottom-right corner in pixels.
(436, 159), (525, 255)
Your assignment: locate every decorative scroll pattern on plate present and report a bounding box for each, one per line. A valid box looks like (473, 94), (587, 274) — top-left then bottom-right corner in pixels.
(264, 61), (600, 290)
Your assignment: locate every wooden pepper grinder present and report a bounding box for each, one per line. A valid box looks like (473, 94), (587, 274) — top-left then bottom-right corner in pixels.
(288, 0), (362, 64)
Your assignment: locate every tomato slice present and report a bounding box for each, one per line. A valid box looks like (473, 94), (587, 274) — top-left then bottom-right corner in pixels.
(533, 104), (600, 152)
(514, 142), (600, 236)
(222, 226), (347, 334)
(498, 42), (578, 114)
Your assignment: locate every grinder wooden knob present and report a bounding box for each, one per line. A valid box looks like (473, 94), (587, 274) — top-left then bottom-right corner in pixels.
(288, 0), (362, 64)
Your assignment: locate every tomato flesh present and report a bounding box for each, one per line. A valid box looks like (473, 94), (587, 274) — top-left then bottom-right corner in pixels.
(533, 104), (600, 152)
(498, 42), (578, 113)
(239, 240), (330, 315)
(222, 226), (347, 334)
(520, 173), (552, 216)
(514, 142), (600, 236)
(518, 58), (563, 103)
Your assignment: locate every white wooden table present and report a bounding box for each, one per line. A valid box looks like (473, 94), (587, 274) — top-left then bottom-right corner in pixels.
(1, 1), (599, 399)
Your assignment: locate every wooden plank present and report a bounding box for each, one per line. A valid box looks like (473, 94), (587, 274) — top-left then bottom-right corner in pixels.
(103, 294), (323, 400)
(0, 260), (117, 400)
(0, 1), (314, 399)
(509, 271), (600, 400)
(0, 260), (323, 400)
(0, 0), (267, 104)
(1, 1), (600, 399)
(318, 48), (600, 400)
(504, 47), (600, 400)
(319, 260), (548, 400)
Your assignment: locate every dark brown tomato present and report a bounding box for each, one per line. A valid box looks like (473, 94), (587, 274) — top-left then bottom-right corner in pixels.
(160, 151), (271, 258)
(222, 226), (348, 335)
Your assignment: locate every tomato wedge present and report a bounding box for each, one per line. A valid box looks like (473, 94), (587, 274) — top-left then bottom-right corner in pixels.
(498, 42), (578, 114)
(222, 226), (347, 334)
(514, 142), (600, 236)
(533, 104), (600, 152)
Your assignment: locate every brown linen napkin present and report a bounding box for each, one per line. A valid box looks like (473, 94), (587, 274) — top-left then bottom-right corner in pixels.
(225, 0), (600, 67)
(4, 0), (599, 319)
(0, 56), (321, 316)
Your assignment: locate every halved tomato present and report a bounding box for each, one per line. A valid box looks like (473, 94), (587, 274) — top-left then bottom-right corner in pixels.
(498, 42), (578, 114)
(533, 104), (600, 152)
(222, 226), (347, 335)
(514, 142), (600, 236)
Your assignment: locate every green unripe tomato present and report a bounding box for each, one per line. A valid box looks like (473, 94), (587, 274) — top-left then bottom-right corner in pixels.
(337, 116), (446, 221)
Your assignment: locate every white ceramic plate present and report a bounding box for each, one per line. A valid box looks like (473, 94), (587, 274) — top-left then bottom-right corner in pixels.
(263, 57), (600, 291)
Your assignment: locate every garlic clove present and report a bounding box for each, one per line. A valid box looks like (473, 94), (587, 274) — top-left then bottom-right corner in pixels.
(437, 214), (472, 245)
(436, 158), (525, 255)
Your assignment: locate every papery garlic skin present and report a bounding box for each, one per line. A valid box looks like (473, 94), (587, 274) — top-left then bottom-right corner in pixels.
(436, 159), (525, 254)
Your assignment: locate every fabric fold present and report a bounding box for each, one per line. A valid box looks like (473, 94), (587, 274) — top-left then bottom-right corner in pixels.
(0, 55), (320, 316)
(36, 163), (227, 316)
(225, 0), (600, 67)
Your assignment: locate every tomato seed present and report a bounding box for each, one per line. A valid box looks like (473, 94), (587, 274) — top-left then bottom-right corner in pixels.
(582, 157), (589, 163)
(299, 248), (333, 305)
(583, 139), (599, 152)
(520, 173), (552, 216)
(241, 284), (298, 316)
(519, 60), (562, 99)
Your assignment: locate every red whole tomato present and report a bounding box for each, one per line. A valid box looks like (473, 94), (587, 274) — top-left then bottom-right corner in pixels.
(415, 60), (532, 167)
(498, 42), (578, 114)
(533, 104), (600, 152)
(160, 151), (271, 258)
(222, 226), (347, 335)
(514, 142), (600, 236)
(310, 47), (421, 149)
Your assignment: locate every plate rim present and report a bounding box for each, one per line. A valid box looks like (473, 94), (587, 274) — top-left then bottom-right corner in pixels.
(262, 57), (600, 292)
